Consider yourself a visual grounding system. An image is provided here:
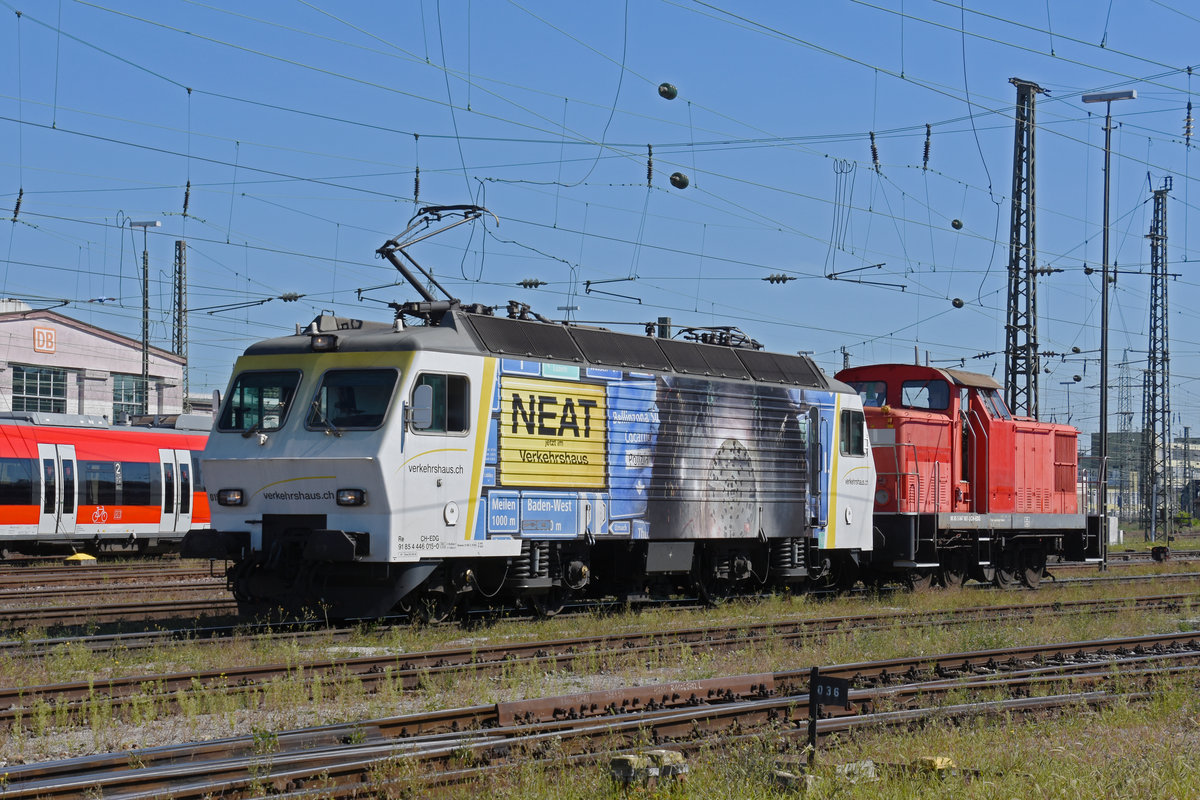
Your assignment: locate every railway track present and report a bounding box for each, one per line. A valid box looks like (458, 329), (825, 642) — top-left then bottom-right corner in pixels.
(0, 580), (226, 606)
(0, 560), (1195, 635)
(3, 630), (1196, 797)
(0, 563), (222, 588)
(0, 598), (240, 630)
(0, 590), (1192, 732)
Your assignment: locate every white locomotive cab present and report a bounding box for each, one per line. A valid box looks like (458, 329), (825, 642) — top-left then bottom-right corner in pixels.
(388, 353), (517, 562)
(825, 394), (876, 553)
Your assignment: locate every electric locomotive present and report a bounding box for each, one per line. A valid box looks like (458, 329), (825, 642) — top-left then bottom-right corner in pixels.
(183, 207), (876, 619)
(183, 207), (1106, 620)
(836, 363), (1106, 588)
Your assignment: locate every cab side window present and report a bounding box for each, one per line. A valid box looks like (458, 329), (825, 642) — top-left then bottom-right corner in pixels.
(413, 373), (470, 433)
(840, 409), (866, 456)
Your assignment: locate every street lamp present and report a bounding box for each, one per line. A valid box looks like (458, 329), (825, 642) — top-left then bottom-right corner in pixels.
(1081, 88), (1135, 523)
(129, 219), (160, 416)
(1059, 375), (1082, 424)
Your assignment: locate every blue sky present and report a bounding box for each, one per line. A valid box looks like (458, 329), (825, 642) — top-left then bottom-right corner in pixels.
(2, 0), (1198, 441)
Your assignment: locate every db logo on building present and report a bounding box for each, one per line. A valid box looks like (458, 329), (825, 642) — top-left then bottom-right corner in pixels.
(33, 327), (56, 354)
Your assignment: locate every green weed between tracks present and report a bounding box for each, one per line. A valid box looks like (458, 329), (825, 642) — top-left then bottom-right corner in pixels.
(0, 569), (1197, 790)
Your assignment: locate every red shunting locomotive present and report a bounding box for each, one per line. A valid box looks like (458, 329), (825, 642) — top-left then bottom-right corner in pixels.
(835, 363), (1105, 589)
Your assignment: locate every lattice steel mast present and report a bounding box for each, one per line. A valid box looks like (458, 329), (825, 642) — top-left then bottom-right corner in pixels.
(1117, 351), (1135, 521)
(1141, 179), (1172, 539)
(172, 240), (189, 411)
(1005, 78), (1047, 418)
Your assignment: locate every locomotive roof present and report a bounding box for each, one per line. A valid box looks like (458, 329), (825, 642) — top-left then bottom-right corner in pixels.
(244, 310), (839, 390)
(836, 362), (1002, 390)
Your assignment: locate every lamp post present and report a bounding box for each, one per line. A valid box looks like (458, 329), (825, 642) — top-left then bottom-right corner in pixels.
(1059, 375), (1082, 425)
(130, 220), (161, 416)
(1081, 89), (1135, 522)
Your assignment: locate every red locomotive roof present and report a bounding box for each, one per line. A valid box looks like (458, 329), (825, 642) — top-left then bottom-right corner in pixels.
(836, 362), (1000, 390)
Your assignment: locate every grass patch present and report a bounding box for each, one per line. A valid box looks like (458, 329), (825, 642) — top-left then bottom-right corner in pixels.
(1, 575), (1199, 766)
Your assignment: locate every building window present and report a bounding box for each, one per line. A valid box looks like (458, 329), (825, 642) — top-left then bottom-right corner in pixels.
(12, 365), (67, 413)
(113, 374), (145, 421)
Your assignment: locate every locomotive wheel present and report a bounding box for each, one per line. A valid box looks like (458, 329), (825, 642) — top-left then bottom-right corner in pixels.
(907, 569), (935, 591)
(526, 587), (568, 618)
(1020, 548), (1047, 589)
(938, 551), (969, 588)
(993, 561), (1020, 589)
(694, 568), (734, 606)
(407, 590), (458, 624)
(810, 553), (858, 594)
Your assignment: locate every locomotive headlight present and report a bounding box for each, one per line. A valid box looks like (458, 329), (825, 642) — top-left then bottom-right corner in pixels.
(216, 489), (245, 506)
(310, 333), (338, 351)
(336, 488), (366, 506)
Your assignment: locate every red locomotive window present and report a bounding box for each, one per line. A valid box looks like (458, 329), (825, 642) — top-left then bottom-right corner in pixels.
(848, 381), (886, 408)
(983, 389), (1012, 420)
(82, 462), (118, 505)
(900, 380), (949, 411)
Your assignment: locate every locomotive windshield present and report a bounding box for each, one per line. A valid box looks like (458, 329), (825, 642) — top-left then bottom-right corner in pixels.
(306, 369), (398, 430)
(848, 380), (886, 407)
(218, 370), (301, 434)
(900, 380), (950, 411)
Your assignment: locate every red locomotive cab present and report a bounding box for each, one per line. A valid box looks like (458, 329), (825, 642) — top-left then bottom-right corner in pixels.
(836, 363), (1096, 590)
(835, 365), (964, 515)
(837, 364), (1080, 518)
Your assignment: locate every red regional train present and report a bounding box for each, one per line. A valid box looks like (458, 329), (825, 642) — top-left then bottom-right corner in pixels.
(0, 411), (211, 557)
(836, 363), (1106, 590)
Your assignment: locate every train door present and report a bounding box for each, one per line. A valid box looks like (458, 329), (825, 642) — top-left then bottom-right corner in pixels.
(36, 443), (78, 536)
(956, 387), (974, 512)
(403, 363), (480, 552)
(808, 405), (828, 528)
(158, 449), (194, 534)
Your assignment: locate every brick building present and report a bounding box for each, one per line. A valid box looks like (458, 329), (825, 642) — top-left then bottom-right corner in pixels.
(0, 299), (185, 421)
